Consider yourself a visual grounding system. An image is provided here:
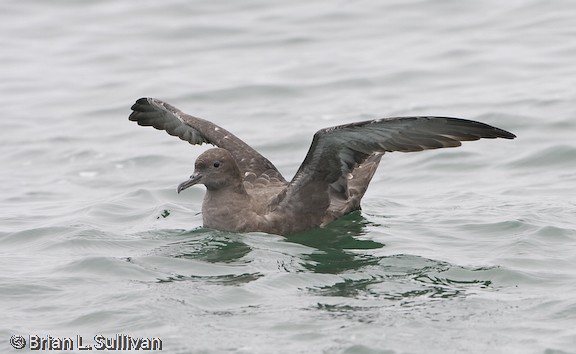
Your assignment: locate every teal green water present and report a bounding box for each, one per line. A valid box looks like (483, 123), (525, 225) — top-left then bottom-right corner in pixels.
(2, 1), (576, 353)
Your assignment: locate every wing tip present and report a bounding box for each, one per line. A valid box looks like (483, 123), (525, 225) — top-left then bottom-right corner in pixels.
(497, 129), (517, 140)
(131, 96), (150, 106)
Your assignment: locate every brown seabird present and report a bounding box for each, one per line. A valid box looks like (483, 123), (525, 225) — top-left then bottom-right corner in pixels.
(129, 97), (515, 235)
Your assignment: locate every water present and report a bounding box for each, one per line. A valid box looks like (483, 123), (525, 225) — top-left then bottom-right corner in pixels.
(1, 0), (576, 353)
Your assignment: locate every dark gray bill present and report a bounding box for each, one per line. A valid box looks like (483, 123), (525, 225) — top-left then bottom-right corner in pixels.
(177, 172), (202, 194)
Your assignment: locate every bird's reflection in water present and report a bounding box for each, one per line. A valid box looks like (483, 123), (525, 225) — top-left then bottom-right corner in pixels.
(153, 214), (493, 301)
(166, 228), (253, 264)
(286, 211), (385, 274)
(161, 211), (382, 269)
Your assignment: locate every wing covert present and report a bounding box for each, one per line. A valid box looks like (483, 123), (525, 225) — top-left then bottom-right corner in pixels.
(129, 97), (286, 183)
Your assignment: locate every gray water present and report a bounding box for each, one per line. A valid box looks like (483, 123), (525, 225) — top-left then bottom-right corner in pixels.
(1, 1), (576, 353)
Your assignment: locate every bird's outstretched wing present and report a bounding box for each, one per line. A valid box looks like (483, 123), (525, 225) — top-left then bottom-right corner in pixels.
(275, 116), (516, 215)
(129, 97), (286, 183)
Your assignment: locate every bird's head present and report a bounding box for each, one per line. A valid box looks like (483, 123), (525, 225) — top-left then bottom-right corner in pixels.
(177, 148), (243, 193)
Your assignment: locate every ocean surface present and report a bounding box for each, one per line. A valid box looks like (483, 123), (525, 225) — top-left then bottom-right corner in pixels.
(1, 1), (576, 353)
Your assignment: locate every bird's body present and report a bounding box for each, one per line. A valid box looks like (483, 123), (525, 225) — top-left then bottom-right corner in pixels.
(129, 97), (515, 235)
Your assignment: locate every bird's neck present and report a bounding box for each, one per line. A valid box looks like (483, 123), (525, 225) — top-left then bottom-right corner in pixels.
(202, 183), (252, 231)
(205, 180), (249, 200)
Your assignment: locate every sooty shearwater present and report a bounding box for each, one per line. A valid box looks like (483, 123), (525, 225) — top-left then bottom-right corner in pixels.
(129, 97), (515, 235)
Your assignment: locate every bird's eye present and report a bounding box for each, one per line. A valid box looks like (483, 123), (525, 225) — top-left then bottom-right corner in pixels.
(213, 161), (221, 168)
